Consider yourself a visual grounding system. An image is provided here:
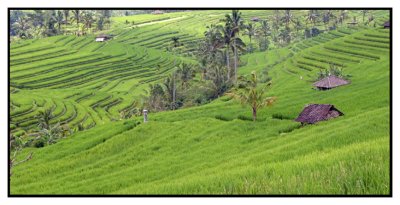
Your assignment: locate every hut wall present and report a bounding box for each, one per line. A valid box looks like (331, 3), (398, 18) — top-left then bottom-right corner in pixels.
(327, 110), (341, 119)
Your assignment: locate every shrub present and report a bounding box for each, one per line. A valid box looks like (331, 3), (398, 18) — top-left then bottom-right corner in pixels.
(215, 115), (231, 121)
(278, 124), (302, 134)
(33, 138), (46, 148)
(272, 113), (292, 120)
(237, 115), (253, 121)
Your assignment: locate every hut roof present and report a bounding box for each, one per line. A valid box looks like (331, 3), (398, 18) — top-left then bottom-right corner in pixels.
(152, 10), (164, 14)
(295, 104), (343, 124)
(383, 21), (390, 28)
(313, 75), (349, 89)
(251, 17), (260, 22)
(96, 34), (111, 39)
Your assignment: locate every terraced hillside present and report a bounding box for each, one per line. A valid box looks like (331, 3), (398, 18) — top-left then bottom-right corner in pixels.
(10, 14), (390, 195)
(11, 10), (295, 134)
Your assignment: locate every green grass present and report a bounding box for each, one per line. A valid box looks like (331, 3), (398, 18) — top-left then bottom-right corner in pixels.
(10, 10), (390, 195)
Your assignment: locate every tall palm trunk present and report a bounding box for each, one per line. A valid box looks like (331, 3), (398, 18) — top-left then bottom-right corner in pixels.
(226, 47), (230, 80)
(234, 40), (237, 84)
(252, 107), (257, 121)
(172, 72), (176, 110)
(172, 54), (177, 110)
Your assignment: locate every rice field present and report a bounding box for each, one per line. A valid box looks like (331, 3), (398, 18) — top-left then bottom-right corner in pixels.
(9, 10), (391, 195)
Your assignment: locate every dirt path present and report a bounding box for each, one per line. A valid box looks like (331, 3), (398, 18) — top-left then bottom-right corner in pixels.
(124, 16), (187, 29)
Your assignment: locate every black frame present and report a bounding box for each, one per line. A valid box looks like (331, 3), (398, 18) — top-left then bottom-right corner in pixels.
(7, 7), (393, 197)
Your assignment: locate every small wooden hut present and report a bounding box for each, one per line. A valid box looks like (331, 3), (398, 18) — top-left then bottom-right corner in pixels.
(295, 104), (344, 124)
(383, 21), (390, 29)
(313, 75), (349, 90)
(152, 10), (164, 15)
(95, 34), (112, 42)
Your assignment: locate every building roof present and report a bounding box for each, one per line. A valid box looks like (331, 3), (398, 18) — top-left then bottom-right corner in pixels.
(295, 104), (343, 124)
(96, 34), (110, 38)
(383, 21), (390, 28)
(313, 75), (349, 89)
(152, 10), (164, 14)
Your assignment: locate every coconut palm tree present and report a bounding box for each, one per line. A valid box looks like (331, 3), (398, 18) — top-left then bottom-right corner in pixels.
(12, 16), (31, 39)
(71, 10), (81, 34)
(81, 11), (95, 33)
(361, 10), (369, 23)
(224, 10), (244, 83)
(53, 10), (64, 33)
(271, 10), (281, 33)
(278, 27), (291, 46)
(282, 10), (293, 29)
(293, 18), (303, 37)
(338, 10), (348, 25)
(207, 64), (229, 98)
(220, 23), (234, 80)
(322, 10), (337, 30)
(36, 108), (54, 130)
(177, 63), (195, 89)
(306, 10), (319, 27)
(162, 73), (179, 110)
(63, 10), (70, 25)
(245, 23), (256, 44)
(258, 20), (271, 51)
(201, 24), (224, 65)
(170, 36), (183, 108)
(227, 71), (276, 121)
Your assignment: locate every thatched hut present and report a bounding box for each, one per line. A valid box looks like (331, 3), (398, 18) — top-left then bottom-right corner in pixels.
(295, 104), (344, 124)
(383, 21), (390, 29)
(313, 75), (349, 90)
(152, 10), (164, 15)
(95, 34), (112, 42)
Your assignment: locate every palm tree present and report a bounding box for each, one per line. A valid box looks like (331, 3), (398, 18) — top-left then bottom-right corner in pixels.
(361, 10), (369, 23)
(322, 10), (336, 30)
(207, 64), (229, 98)
(293, 18), (302, 37)
(36, 108), (54, 130)
(53, 10), (64, 33)
(81, 11), (95, 33)
(39, 122), (63, 145)
(177, 63), (195, 89)
(245, 23), (256, 44)
(224, 10), (244, 84)
(220, 24), (234, 80)
(71, 10), (81, 34)
(271, 10), (281, 33)
(96, 16), (105, 31)
(162, 73), (178, 110)
(306, 10), (319, 27)
(170, 36), (182, 109)
(258, 20), (271, 51)
(12, 16), (31, 38)
(278, 27), (291, 46)
(282, 10), (293, 29)
(227, 71), (276, 121)
(338, 10), (348, 25)
(171, 36), (181, 49)
(63, 10), (70, 25)
(201, 24), (224, 65)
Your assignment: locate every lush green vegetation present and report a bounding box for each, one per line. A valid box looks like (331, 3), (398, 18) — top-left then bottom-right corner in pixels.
(10, 9), (390, 195)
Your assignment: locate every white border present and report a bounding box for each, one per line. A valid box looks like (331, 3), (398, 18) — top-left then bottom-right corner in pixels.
(1, 1), (398, 205)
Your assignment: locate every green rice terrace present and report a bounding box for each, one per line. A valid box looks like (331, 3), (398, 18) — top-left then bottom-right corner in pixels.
(9, 9), (391, 195)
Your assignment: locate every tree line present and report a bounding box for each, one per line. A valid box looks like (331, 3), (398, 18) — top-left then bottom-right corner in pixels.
(141, 10), (377, 116)
(10, 10), (112, 39)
